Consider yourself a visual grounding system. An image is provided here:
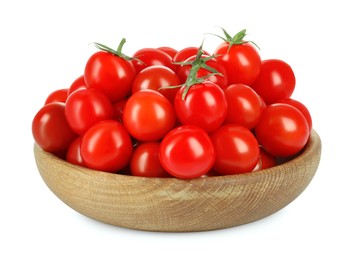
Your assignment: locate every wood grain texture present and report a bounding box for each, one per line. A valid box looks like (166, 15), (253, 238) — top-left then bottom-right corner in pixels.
(34, 130), (321, 232)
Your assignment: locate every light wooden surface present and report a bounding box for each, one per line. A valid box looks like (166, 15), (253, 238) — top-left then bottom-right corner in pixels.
(34, 130), (321, 232)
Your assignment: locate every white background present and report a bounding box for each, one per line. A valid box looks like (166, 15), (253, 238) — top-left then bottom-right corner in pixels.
(1, 0), (350, 259)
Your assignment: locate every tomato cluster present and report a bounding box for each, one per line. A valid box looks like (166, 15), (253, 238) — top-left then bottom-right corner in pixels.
(32, 28), (312, 179)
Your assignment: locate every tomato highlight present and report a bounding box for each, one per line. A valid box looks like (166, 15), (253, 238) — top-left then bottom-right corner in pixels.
(32, 28), (312, 178)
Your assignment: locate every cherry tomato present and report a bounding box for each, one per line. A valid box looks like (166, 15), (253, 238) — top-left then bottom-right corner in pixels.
(177, 55), (228, 90)
(210, 124), (259, 175)
(65, 88), (114, 135)
(32, 102), (77, 153)
(123, 90), (176, 142)
(132, 65), (181, 103)
(277, 98), (312, 133)
(66, 136), (85, 167)
(112, 98), (127, 123)
(173, 47), (210, 63)
(214, 39), (261, 85)
(81, 120), (133, 172)
(254, 103), (309, 157)
(45, 88), (68, 104)
(173, 46), (210, 73)
(84, 51), (135, 102)
(174, 81), (227, 133)
(159, 125), (215, 179)
(251, 59), (295, 105)
(131, 48), (176, 73)
(224, 84), (264, 129)
(157, 46), (178, 58)
(68, 75), (86, 95)
(130, 142), (171, 178)
(253, 147), (277, 171)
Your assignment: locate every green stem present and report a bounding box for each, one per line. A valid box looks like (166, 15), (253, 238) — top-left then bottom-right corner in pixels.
(159, 41), (223, 100)
(92, 38), (134, 60)
(179, 42), (222, 100)
(116, 38), (126, 54)
(212, 28), (260, 51)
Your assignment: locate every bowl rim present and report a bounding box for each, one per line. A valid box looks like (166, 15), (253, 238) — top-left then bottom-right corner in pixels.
(34, 129), (321, 232)
(34, 129), (321, 184)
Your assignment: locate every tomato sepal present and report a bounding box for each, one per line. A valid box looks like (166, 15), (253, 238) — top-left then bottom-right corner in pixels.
(92, 38), (138, 62)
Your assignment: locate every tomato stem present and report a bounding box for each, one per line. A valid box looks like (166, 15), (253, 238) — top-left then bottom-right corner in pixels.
(180, 43), (223, 100)
(92, 38), (134, 60)
(116, 38), (126, 54)
(210, 28), (260, 51)
(159, 42), (223, 100)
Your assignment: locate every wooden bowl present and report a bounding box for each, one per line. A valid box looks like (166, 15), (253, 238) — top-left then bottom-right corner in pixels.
(34, 129), (321, 232)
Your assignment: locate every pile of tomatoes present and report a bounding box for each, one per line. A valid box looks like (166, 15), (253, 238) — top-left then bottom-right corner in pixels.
(32, 28), (312, 179)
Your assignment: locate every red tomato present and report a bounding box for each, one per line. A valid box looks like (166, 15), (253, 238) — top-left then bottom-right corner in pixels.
(259, 95), (267, 109)
(159, 125), (215, 179)
(213, 29), (261, 85)
(251, 59), (296, 104)
(65, 88), (114, 135)
(112, 98), (127, 123)
(173, 47), (210, 63)
(131, 48), (176, 73)
(84, 51), (135, 102)
(174, 81), (227, 133)
(224, 84), (264, 129)
(32, 102), (77, 153)
(253, 147), (277, 171)
(210, 124), (259, 175)
(45, 88), (68, 104)
(66, 136), (85, 167)
(130, 142), (171, 178)
(123, 90), (176, 142)
(177, 55), (228, 90)
(132, 65), (181, 103)
(157, 46), (178, 58)
(277, 98), (312, 133)
(68, 75), (86, 95)
(81, 120), (133, 172)
(255, 103), (309, 157)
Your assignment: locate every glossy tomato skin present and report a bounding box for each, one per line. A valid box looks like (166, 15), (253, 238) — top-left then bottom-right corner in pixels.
(32, 102), (77, 153)
(214, 42), (261, 85)
(84, 51), (135, 102)
(253, 147), (277, 171)
(159, 125), (215, 179)
(112, 98), (127, 123)
(173, 47), (210, 72)
(132, 65), (181, 103)
(66, 136), (85, 167)
(177, 55), (228, 90)
(65, 88), (114, 135)
(277, 98), (312, 133)
(45, 89), (68, 104)
(130, 142), (171, 178)
(68, 75), (86, 95)
(173, 47), (210, 63)
(259, 147), (277, 169)
(224, 84), (264, 129)
(131, 48), (176, 73)
(80, 120), (133, 172)
(123, 90), (176, 142)
(157, 46), (178, 58)
(174, 81), (227, 133)
(251, 59), (295, 105)
(210, 124), (259, 175)
(255, 103), (309, 157)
